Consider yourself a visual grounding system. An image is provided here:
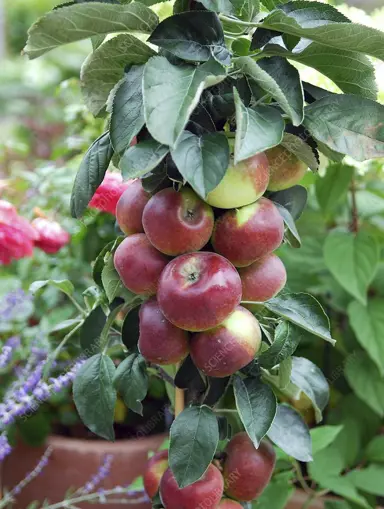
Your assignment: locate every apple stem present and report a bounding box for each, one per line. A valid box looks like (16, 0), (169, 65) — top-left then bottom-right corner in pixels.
(175, 363), (185, 417)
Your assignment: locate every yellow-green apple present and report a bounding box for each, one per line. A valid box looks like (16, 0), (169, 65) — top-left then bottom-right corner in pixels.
(116, 179), (151, 235)
(157, 252), (242, 332)
(160, 464), (224, 509)
(114, 234), (169, 295)
(139, 298), (189, 365)
(223, 433), (276, 501)
(205, 154), (269, 209)
(190, 306), (261, 377)
(143, 450), (169, 498)
(212, 197), (284, 267)
(266, 145), (307, 191)
(239, 253), (287, 302)
(143, 187), (214, 256)
(218, 499), (243, 508)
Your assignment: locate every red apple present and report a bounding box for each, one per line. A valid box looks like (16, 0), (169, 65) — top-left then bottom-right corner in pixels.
(114, 234), (169, 295)
(139, 298), (189, 365)
(143, 187), (214, 256)
(160, 464), (224, 509)
(116, 179), (150, 235)
(206, 154), (270, 209)
(212, 197), (284, 267)
(190, 306), (261, 377)
(266, 145), (307, 191)
(157, 252), (242, 332)
(223, 433), (275, 501)
(143, 450), (169, 498)
(239, 253), (287, 302)
(218, 499), (243, 508)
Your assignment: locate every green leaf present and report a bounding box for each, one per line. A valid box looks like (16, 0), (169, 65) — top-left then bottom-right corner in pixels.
(233, 375), (277, 448)
(29, 279), (74, 297)
(235, 56), (304, 126)
(92, 238), (123, 288)
(171, 131), (229, 198)
(323, 231), (380, 305)
(253, 471), (295, 509)
(50, 318), (83, 333)
(316, 476), (371, 509)
(365, 435), (384, 463)
(264, 293), (335, 345)
(70, 132), (113, 219)
(278, 357), (292, 390)
(73, 353), (116, 440)
(348, 465), (384, 497)
(143, 56), (226, 148)
(234, 88), (284, 163)
(325, 501), (352, 509)
(113, 353), (148, 415)
(262, 41), (377, 101)
(149, 11), (230, 65)
(260, 1), (384, 61)
(268, 185), (307, 220)
(290, 357), (329, 423)
(345, 353), (384, 417)
(81, 35), (155, 117)
(110, 66), (145, 154)
(200, 0), (260, 18)
(280, 133), (319, 172)
(274, 202), (301, 248)
(120, 139), (169, 180)
(260, 0), (289, 9)
(101, 254), (136, 304)
(80, 306), (106, 354)
(315, 163), (354, 215)
(121, 306), (140, 351)
(311, 425), (343, 455)
(259, 321), (303, 369)
(267, 404), (312, 462)
(24, 2), (159, 59)
(169, 405), (219, 488)
(304, 95), (384, 161)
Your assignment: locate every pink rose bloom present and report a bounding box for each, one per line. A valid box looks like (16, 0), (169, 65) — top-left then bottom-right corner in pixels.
(89, 172), (132, 215)
(32, 218), (70, 254)
(0, 200), (38, 265)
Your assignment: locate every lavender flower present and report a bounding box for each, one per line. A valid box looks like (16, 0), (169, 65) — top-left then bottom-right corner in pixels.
(0, 336), (20, 369)
(80, 454), (114, 494)
(9, 447), (52, 497)
(0, 289), (33, 322)
(0, 433), (12, 462)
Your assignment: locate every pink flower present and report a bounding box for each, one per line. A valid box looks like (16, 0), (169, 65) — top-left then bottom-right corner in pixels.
(32, 218), (70, 254)
(0, 200), (38, 265)
(89, 172), (132, 215)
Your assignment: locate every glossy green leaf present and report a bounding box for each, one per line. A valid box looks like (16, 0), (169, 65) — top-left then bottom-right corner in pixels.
(73, 353), (116, 440)
(274, 202), (301, 248)
(315, 163), (354, 215)
(234, 375), (277, 448)
(110, 66), (146, 154)
(259, 321), (304, 369)
(113, 353), (148, 415)
(264, 293), (335, 345)
(317, 476), (370, 509)
(260, 0), (289, 9)
(101, 254), (136, 304)
(311, 425), (343, 455)
(120, 139), (169, 180)
(348, 465), (384, 497)
(200, 0), (260, 17)
(81, 35), (155, 116)
(365, 435), (384, 463)
(268, 185), (308, 220)
(324, 231), (380, 305)
(143, 56), (226, 148)
(30, 279), (74, 297)
(149, 11), (230, 65)
(290, 357), (329, 423)
(80, 306), (106, 354)
(70, 132), (113, 218)
(24, 2), (159, 59)
(169, 405), (219, 488)
(171, 131), (229, 198)
(234, 88), (284, 163)
(267, 404), (312, 462)
(235, 56), (304, 125)
(253, 471), (295, 509)
(280, 133), (319, 172)
(304, 95), (384, 161)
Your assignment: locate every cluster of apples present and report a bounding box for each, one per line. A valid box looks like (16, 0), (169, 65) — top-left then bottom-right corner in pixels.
(143, 432), (276, 508)
(113, 145), (306, 377)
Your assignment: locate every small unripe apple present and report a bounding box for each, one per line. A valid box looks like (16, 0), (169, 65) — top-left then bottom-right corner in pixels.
(160, 464), (224, 509)
(139, 298), (189, 365)
(205, 154), (269, 209)
(239, 253), (287, 302)
(116, 180), (151, 235)
(212, 197), (284, 267)
(190, 306), (261, 377)
(143, 187), (214, 255)
(143, 450), (169, 498)
(223, 433), (276, 501)
(218, 499), (243, 508)
(114, 234), (169, 295)
(158, 252), (242, 332)
(266, 145), (307, 191)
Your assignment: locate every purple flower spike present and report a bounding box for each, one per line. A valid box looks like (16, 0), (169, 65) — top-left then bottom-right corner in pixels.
(80, 454), (114, 494)
(0, 433), (12, 462)
(0, 346), (13, 369)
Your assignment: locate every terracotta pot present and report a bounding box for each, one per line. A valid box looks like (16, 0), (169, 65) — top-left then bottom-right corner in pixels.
(2, 434), (166, 509)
